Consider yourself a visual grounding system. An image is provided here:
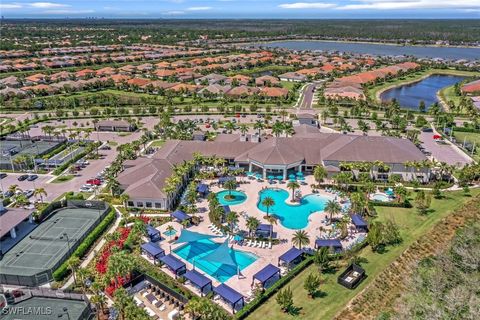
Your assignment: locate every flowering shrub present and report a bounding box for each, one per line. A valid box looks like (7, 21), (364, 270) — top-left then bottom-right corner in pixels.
(95, 227), (131, 274)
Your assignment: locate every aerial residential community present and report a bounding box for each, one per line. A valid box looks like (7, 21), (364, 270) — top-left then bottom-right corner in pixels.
(0, 5), (479, 320)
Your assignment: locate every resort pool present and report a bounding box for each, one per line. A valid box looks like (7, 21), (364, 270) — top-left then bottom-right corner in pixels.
(173, 239), (257, 282)
(370, 193), (391, 202)
(257, 188), (330, 230)
(216, 190), (247, 206)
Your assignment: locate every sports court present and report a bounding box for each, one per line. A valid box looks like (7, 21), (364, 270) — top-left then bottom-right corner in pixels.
(0, 204), (107, 286)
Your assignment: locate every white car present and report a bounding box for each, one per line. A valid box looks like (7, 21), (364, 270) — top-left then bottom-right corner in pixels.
(79, 186), (94, 192)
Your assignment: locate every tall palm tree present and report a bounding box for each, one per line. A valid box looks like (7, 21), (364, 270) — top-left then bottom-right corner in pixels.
(226, 211), (239, 233)
(67, 256), (80, 285)
(253, 120), (264, 136)
(261, 196), (275, 216)
(246, 216), (260, 237)
(107, 251), (134, 287)
(264, 215), (278, 241)
(287, 180), (300, 201)
(313, 164), (327, 184)
(34, 187), (47, 203)
(166, 225), (175, 242)
(119, 193), (130, 210)
(223, 179), (237, 199)
(292, 230), (310, 249)
(90, 293), (107, 319)
(325, 199), (342, 223)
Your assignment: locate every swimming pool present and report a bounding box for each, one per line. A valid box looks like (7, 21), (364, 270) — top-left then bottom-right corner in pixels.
(216, 190), (247, 206)
(370, 193), (391, 202)
(163, 229), (177, 237)
(174, 239), (257, 282)
(257, 188), (330, 230)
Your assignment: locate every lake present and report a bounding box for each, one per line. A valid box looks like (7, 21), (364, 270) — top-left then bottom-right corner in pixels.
(254, 40), (480, 60)
(379, 74), (465, 110)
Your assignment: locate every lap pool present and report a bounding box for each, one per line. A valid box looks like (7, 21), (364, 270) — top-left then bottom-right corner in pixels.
(257, 188), (330, 230)
(173, 239), (257, 282)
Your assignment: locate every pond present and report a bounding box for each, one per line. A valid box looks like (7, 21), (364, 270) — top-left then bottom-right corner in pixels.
(379, 74), (465, 110)
(252, 40), (480, 60)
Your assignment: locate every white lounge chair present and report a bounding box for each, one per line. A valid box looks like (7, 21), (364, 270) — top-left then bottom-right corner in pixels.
(269, 241), (272, 249)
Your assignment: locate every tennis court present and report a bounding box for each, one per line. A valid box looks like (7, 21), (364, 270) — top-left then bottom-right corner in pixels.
(0, 204), (107, 287)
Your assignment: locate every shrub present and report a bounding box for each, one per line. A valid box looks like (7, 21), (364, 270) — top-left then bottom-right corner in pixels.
(52, 208), (115, 281)
(369, 199), (412, 208)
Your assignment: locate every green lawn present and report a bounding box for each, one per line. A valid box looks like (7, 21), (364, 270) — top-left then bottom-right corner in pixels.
(453, 131), (480, 161)
(247, 189), (478, 320)
(150, 140), (166, 147)
(438, 85), (462, 108)
(51, 175), (75, 183)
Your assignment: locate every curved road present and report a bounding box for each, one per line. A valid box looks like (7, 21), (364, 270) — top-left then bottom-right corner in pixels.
(298, 83), (316, 110)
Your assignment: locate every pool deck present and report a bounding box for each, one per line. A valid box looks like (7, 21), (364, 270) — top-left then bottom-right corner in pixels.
(154, 175), (365, 301)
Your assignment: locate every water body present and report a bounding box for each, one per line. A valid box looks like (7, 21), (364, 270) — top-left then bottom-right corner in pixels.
(380, 74), (465, 110)
(254, 40), (480, 60)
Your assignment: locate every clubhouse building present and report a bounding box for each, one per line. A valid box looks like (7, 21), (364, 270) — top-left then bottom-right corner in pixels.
(118, 128), (429, 210)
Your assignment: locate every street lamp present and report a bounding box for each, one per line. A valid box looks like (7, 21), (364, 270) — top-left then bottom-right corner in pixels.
(60, 233), (71, 255)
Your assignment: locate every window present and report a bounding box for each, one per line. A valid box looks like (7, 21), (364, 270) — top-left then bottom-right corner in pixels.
(146, 202), (152, 208)
(136, 202), (144, 207)
(155, 203), (162, 209)
(127, 201), (134, 207)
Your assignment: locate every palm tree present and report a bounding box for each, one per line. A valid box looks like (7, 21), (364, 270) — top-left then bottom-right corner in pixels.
(246, 216), (260, 237)
(271, 121), (284, 137)
(34, 187), (47, 203)
(8, 184), (21, 194)
(223, 179), (237, 200)
(313, 164), (328, 185)
(264, 215), (278, 241)
(166, 225), (175, 242)
(292, 230), (310, 249)
(90, 293), (107, 319)
(261, 196), (275, 216)
(287, 180), (300, 201)
(253, 120), (264, 136)
(67, 256), (80, 285)
(239, 124), (248, 135)
(119, 193), (130, 210)
(325, 199), (342, 223)
(225, 211), (239, 233)
(107, 251), (134, 287)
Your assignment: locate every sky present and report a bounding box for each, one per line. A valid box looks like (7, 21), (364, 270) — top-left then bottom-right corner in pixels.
(1, 0), (479, 19)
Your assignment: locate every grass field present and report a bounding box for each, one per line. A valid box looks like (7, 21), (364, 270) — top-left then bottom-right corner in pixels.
(150, 140), (166, 147)
(438, 84), (462, 108)
(453, 131), (480, 161)
(247, 189), (478, 320)
(51, 175), (75, 183)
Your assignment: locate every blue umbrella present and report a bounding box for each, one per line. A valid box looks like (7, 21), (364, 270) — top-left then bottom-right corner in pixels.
(296, 171), (304, 177)
(276, 175), (283, 181)
(288, 174), (296, 179)
(297, 176), (305, 181)
(246, 171), (253, 176)
(255, 173), (262, 179)
(289, 178), (296, 182)
(234, 234), (243, 241)
(268, 175), (275, 180)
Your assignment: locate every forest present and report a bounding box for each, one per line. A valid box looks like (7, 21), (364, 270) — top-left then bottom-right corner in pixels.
(1, 19), (479, 50)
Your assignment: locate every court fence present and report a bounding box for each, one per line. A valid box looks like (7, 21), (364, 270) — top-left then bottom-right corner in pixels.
(0, 200), (109, 287)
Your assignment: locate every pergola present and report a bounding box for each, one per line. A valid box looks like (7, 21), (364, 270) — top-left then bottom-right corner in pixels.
(278, 247), (303, 268)
(196, 183), (209, 196)
(146, 225), (161, 242)
(171, 210), (191, 223)
(184, 269), (213, 296)
(252, 264), (281, 289)
(351, 214), (368, 232)
(159, 254), (186, 278)
(213, 284), (244, 313)
(141, 242), (165, 264)
(315, 239), (343, 253)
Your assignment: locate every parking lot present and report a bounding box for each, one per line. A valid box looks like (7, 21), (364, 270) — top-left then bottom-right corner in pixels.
(419, 131), (473, 166)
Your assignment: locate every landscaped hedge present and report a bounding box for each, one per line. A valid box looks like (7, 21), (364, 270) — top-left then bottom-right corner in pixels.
(52, 142), (100, 175)
(53, 208), (115, 281)
(369, 199), (412, 208)
(450, 126), (480, 134)
(41, 141), (69, 159)
(235, 256), (314, 319)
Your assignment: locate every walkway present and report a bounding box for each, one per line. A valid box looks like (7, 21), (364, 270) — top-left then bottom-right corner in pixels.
(61, 206), (121, 290)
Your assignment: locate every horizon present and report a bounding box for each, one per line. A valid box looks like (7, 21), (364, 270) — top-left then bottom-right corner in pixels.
(1, 1), (479, 19)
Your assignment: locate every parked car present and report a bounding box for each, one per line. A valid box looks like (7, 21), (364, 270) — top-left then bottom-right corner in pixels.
(24, 189), (34, 198)
(27, 174), (38, 181)
(99, 145), (111, 150)
(18, 174), (29, 181)
(86, 178), (102, 186)
(79, 186), (94, 192)
(3, 190), (14, 198)
(0, 173), (7, 179)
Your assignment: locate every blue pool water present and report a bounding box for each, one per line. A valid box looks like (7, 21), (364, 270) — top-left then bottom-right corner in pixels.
(163, 229), (177, 237)
(257, 188), (330, 230)
(174, 239), (257, 282)
(216, 190), (247, 206)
